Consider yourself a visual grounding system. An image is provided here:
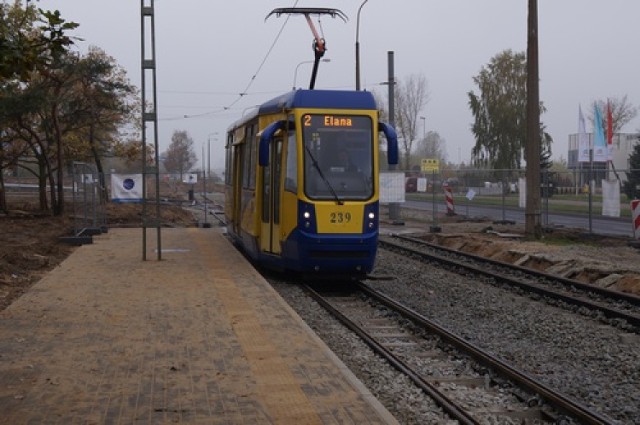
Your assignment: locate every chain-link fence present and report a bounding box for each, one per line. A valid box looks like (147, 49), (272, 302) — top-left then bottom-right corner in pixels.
(382, 167), (638, 237)
(69, 162), (107, 238)
(2, 170), (220, 207)
(3, 165), (636, 237)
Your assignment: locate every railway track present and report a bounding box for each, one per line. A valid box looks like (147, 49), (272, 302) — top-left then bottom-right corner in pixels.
(378, 235), (640, 332)
(304, 282), (615, 424)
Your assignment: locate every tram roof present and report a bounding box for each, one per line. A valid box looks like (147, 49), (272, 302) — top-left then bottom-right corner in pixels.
(227, 89), (378, 131)
(259, 89), (377, 114)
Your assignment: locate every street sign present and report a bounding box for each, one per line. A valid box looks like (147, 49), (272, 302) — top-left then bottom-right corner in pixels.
(421, 158), (439, 172)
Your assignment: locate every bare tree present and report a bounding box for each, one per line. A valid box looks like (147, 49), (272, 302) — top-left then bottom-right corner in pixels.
(376, 74), (430, 170)
(163, 130), (197, 179)
(395, 74), (430, 170)
(414, 131), (447, 165)
(589, 95), (638, 133)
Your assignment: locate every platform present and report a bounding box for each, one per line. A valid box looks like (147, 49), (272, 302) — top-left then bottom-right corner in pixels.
(0, 227), (397, 424)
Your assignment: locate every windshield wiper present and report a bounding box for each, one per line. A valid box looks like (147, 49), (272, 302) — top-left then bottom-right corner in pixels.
(304, 144), (343, 205)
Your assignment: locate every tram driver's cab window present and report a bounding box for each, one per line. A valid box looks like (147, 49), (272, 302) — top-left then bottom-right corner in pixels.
(302, 114), (373, 201)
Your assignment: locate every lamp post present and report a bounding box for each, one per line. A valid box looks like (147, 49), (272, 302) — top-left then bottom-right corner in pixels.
(202, 132), (217, 227)
(355, 0), (368, 91)
(420, 116), (426, 140)
(293, 59), (330, 90)
(207, 132), (218, 177)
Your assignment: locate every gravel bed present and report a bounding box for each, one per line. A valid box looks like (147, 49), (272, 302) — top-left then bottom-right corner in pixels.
(370, 249), (640, 424)
(272, 281), (566, 424)
(270, 281), (453, 424)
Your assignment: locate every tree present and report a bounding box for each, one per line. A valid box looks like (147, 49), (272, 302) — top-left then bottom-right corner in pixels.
(69, 47), (139, 202)
(468, 49), (552, 171)
(376, 74), (430, 170)
(413, 131), (447, 165)
(589, 95), (638, 133)
(540, 145), (552, 171)
(622, 137), (640, 200)
(0, 2), (78, 81)
(163, 130), (197, 178)
(395, 74), (430, 170)
(0, 1), (77, 213)
(1, 47), (138, 214)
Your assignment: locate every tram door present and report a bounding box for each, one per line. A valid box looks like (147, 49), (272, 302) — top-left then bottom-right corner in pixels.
(260, 138), (282, 254)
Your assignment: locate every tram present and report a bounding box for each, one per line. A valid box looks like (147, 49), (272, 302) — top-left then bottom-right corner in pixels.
(224, 88), (398, 276)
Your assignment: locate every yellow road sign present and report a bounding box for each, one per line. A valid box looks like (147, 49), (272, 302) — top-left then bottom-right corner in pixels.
(421, 158), (439, 172)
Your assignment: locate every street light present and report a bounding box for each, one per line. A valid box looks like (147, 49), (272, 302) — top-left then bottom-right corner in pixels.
(201, 132), (217, 227)
(420, 116), (426, 139)
(355, 0), (369, 90)
(207, 132), (218, 177)
(293, 59), (330, 90)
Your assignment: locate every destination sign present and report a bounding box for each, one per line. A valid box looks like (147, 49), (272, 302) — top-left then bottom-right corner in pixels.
(304, 114), (359, 128)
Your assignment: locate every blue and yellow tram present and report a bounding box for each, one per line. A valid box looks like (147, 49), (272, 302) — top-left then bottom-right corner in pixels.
(224, 89), (398, 276)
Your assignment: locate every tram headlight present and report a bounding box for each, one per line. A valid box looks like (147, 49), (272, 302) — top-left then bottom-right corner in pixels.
(367, 211), (376, 229)
(303, 211), (311, 227)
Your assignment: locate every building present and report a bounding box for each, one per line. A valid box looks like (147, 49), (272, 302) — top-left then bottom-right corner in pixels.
(567, 133), (640, 184)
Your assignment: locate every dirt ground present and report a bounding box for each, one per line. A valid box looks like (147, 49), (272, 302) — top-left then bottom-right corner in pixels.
(414, 215), (640, 296)
(1, 202), (639, 313)
(0, 202), (198, 311)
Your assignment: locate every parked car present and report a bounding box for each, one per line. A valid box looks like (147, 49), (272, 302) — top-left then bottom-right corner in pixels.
(405, 176), (417, 192)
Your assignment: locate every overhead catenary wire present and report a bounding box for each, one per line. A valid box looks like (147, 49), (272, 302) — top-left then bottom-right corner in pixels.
(174, 0), (300, 122)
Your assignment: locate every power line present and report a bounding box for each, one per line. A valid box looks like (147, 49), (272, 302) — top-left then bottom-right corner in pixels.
(181, 0), (300, 121)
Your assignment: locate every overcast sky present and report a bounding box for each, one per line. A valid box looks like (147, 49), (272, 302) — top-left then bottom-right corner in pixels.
(37, 0), (640, 171)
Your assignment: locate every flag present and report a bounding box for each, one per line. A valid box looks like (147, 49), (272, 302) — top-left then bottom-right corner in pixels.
(183, 173), (198, 184)
(593, 104), (607, 162)
(606, 100), (613, 161)
(577, 105), (590, 163)
(111, 174), (143, 203)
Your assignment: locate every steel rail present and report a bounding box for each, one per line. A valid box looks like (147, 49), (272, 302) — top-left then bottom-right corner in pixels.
(393, 234), (640, 307)
(379, 238), (640, 329)
(357, 282), (615, 425)
(303, 284), (480, 425)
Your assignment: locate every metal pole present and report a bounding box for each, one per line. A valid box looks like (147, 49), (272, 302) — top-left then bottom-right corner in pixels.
(543, 168), (549, 226)
(141, 0), (161, 260)
(293, 61), (308, 89)
(525, 0), (542, 238)
(387, 51), (403, 225)
(501, 170), (507, 222)
(205, 139), (209, 226)
(588, 149), (593, 233)
(430, 170), (440, 232)
(355, 0), (368, 90)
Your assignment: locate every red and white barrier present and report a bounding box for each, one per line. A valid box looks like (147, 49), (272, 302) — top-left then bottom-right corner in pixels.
(444, 186), (455, 216)
(632, 200), (640, 239)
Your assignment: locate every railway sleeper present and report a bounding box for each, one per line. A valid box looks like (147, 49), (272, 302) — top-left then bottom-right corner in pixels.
(471, 407), (546, 421)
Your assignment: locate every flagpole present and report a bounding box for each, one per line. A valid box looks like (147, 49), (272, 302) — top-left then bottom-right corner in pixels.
(606, 100), (622, 186)
(588, 140), (593, 234)
(607, 100), (612, 182)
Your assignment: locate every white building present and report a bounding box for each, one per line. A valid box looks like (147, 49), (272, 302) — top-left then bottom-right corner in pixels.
(567, 133), (640, 183)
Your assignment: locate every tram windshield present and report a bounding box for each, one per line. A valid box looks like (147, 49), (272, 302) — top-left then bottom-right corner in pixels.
(302, 114), (374, 201)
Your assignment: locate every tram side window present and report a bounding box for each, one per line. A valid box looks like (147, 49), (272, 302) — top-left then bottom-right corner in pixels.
(284, 133), (297, 193)
(248, 124), (257, 189)
(225, 134), (233, 185)
(243, 123), (257, 189)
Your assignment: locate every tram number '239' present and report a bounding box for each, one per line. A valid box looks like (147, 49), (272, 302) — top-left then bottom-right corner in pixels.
(330, 211), (352, 224)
